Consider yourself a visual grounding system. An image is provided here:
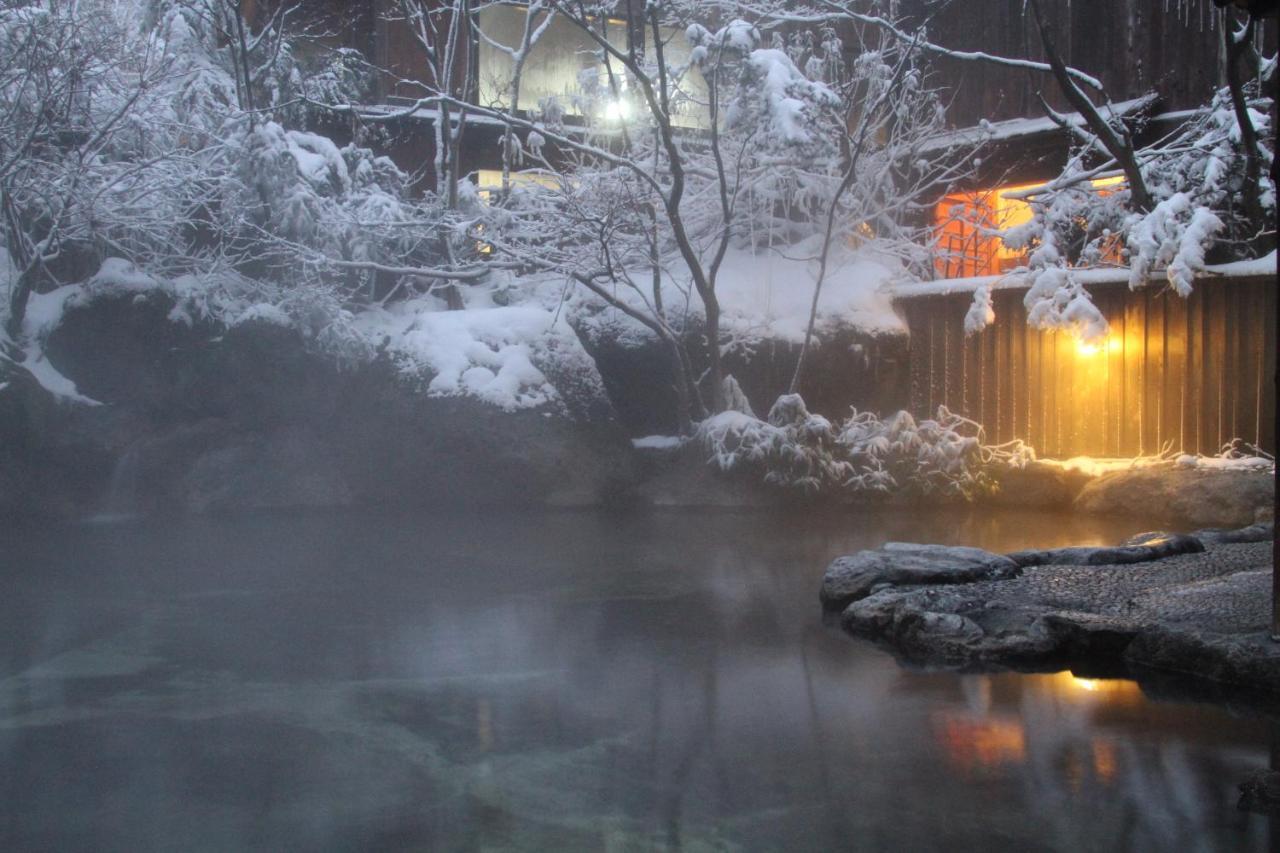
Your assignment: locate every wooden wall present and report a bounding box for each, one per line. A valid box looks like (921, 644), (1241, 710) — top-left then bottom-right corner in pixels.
(896, 276), (1277, 458)
(905, 0), (1276, 127)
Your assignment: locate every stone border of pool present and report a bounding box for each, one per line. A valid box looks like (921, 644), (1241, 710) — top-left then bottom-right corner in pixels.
(820, 523), (1280, 694)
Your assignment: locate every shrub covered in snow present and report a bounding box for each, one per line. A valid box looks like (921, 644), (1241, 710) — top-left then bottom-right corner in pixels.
(697, 394), (1033, 498)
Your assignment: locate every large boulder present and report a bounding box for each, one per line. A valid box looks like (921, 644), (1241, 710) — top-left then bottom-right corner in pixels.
(984, 461), (1094, 508)
(1074, 467), (1274, 528)
(820, 543), (1020, 611)
(4, 291), (635, 517)
(1005, 533), (1205, 567)
(1240, 771), (1280, 817)
(576, 316), (909, 437)
(825, 531), (1280, 691)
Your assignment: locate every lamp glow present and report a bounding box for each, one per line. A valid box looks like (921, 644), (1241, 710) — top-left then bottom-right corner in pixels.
(604, 98), (632, 122)
(1076, 339), (1103, 358)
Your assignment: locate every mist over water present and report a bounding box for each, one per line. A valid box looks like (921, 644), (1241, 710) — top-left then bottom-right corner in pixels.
(0, 508), (1272, 851)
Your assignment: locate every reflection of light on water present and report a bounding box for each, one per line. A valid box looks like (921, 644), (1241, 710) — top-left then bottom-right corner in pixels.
(1047, 671), (1143, 704)
(1092, 739), (1118, 784)
(933, 713), (1027, 776)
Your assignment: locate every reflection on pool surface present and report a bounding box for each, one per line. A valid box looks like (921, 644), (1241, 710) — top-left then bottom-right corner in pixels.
(0, 508), (1273, 851)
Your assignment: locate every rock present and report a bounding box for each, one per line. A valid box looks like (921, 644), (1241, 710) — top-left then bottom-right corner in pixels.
(1006, 534), (1205, 567)
(0, 357), (124, 517)
(1126, 621), (1280, 692)
(1034, 612), (1141, 658)
(42, 289), (216, 417)
(181, 426), (352, 513)
(842, 589), (992, 663)
(1239, 770), (1280, 816)
(820, 543), (1020, 610)
(826, 533), (1280, 692)
(1074, 466), (1274, 528)
(576, 315), (909, 437)
(7, 290), (637, 517)
(985, 461), (1094, 509)
(1192, 522), (1274, 545)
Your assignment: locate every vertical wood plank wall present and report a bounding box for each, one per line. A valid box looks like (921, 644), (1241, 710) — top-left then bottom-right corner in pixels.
(898, 276), (1276, 458)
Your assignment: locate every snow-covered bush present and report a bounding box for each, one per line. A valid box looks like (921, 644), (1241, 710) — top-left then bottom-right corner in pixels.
(697, 394), (1030, 498)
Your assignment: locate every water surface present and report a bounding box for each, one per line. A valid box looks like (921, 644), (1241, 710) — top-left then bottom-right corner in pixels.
(0, 508), (1273, 852)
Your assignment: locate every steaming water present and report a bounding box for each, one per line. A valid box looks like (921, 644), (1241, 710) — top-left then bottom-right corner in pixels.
(0, 508), (1273, 851)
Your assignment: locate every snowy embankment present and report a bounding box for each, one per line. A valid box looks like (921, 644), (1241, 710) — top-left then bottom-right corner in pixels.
(6, 241), (906, 417)
(567, 244), (906, 346)
(5, 256), (607, 416)
(1, 257), (637, 516)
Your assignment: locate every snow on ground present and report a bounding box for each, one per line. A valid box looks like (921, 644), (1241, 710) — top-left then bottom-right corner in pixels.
(1040, 451), (1274, 477)
(710, 247), (905, 341)
(1040, 456), (1174, 477)
(632, 435), (685, 450)
(569, 245), (906, 346)
(1176, 453), (1275, 473)
(353, 294), (584, 411)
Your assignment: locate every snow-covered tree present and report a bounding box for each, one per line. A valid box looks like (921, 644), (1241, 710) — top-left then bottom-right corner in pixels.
(363, 2), (972, 429)
(0, 0), (469, 349)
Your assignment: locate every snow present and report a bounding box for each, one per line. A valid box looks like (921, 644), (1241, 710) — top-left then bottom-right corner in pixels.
(231, 303), (294, 328)
(356, 102), (510, 129)
(1039, 451), (1275, 477)
(20, 349), (100, 406)
(715, 248), (905, 341)
(354, 298), (582, 411)
(1127, 192), (1224, 297)
(573, 246), (906, 347)
(1176, 454), (1275, 472)
(283, 129), (351, 193)
(1041, 456), (1171, 477)
(893, 251), (1277, 299)
(695, 395), (996, 496)
(632, 435), (685, 450)
(743, 48), (839, 145)
(84, 258), (159, 296)
(920, 96), (1159, 153)
(963, 284), (995, 334)
(23, 286), (81, 340)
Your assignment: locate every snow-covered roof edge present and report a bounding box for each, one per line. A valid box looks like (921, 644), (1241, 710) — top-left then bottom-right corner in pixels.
(892, 252), (1277, 300)
(919, 95), (1161, 154)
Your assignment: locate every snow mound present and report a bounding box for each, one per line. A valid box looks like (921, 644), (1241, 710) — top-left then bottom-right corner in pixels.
(714, 249), (905, 342)
(632, 435), (684, 450)
(1176, 454), (1274, 473)
(359, 299), (587, 411)
(572, 247), (905, 347)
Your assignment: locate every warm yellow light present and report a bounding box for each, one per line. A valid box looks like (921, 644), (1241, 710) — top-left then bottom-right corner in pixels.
(994, 183), (1040, 259)
(1074, 336), (1120, 358)
(1073, 677), (1101, 691)
(1076, 340), (1103, 358)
